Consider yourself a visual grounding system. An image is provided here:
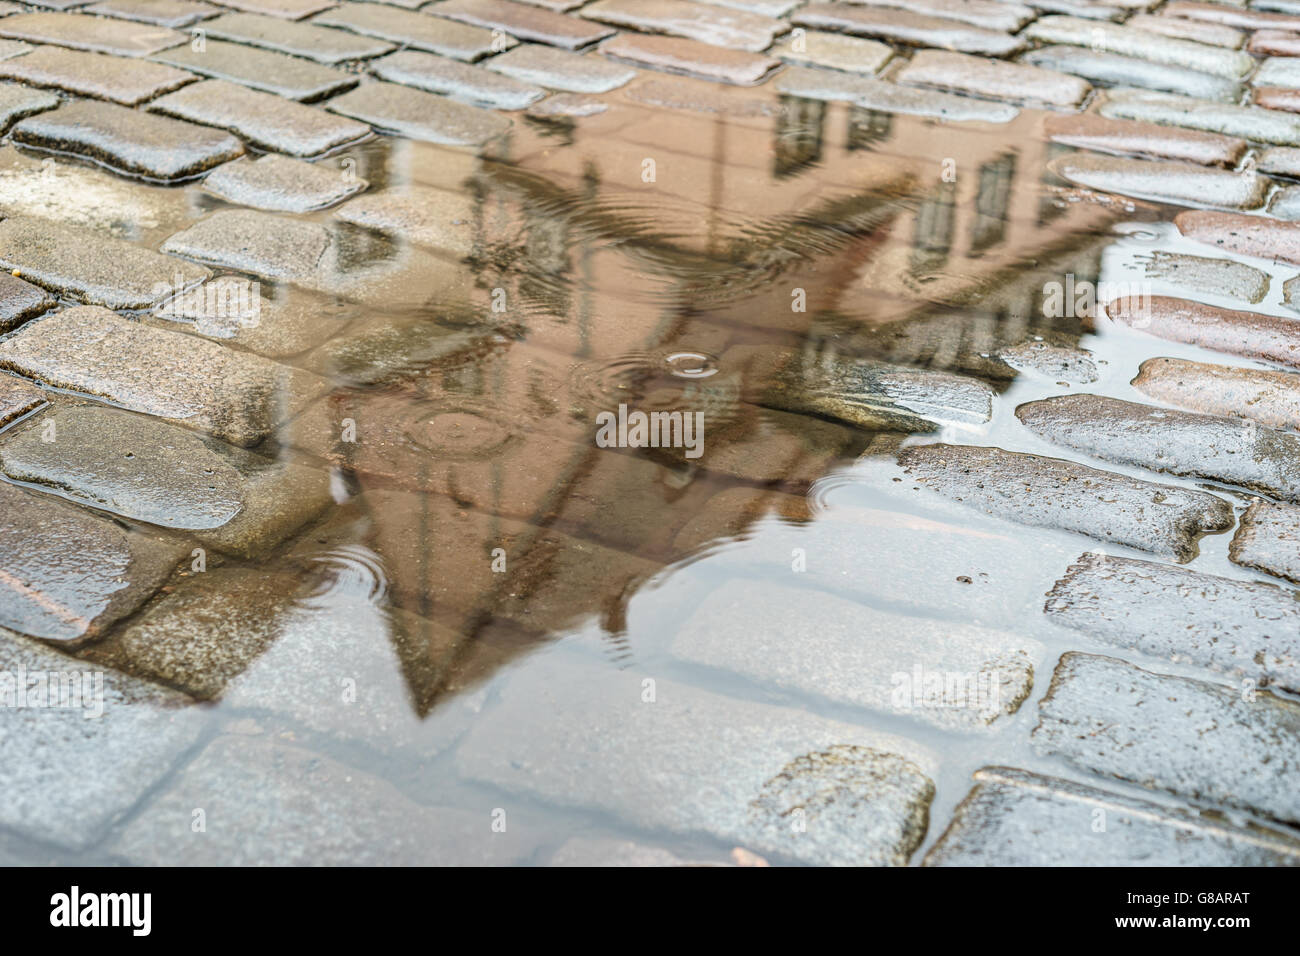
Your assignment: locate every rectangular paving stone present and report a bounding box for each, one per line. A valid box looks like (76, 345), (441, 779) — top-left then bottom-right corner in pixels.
(325, 79), (511, 143)
(0, 482), (183, 645)
(85, 0), (219, 27)
(1020, 45), (1242, 102)
(699, 0), (798, 14)
(1034, 652), (1300, 826)
(1230, 500), (1300, 584)
(1047, 152), (1266, 209)
(769, 29), (894, 74)
(0, 39), (29, 60)
(0, 373), (44, 428)
(0, 82), (57, 134)
(925, 767), (1300, 866)
(1254, 58), (1300, 93)
(792, 3), (1025, 57)
(312, 3), (508, 60)
(1175, 209), (1300, 265)
(0, 306), (322, 447)
(0, 273), (54, 334)
(152, 37), (356, 100)
(580, 0), (786, 52)
(776, 64), (1018, 121)
(1100, 88), (1300, 146)
(484, 42), (636, 92)
(599, 31), (778, 85)
(1017, 393), (1300, 503)
(456, 653), (938, 866)
(0, 629), (204, 850)
(1044, 112), (1248, 167)
(1256, 87), (1300, 116)
(0, 45), (197, 105)
(371, 49), (543, 109)
(207, 0), (335, 16)
(1250, 29), (1300, 57)
(152, 274), (354, 358)
(896, 49), (1090, 108)
(334, 184), (476, 256)
(201, 11), (395, 62)
(1045, 552), (1300, 691)
(202, 153), (365, 211)
(12, 99), (243, 182)
(1132, 357), (1300, 431)
(840, 0), (1035, 31)
(0, 217), (209, 309)
(1164, 0), (1300, 30)
(897, 443), (1234, 562)
(163, 207), (334, 281)
(0, 11), (187, 56)
(0, 404), (330, 557)
(429, 0), (613, 50)
(150, 78), (371, 156)
(109, 736), (538, 865)
(1140, 251), (1269, 303)
(1109, 294), (1300, 371)
(671, 579), (1040, 732)
(1128, 12), (1244, 48)
(1023, 15), (1253, 80)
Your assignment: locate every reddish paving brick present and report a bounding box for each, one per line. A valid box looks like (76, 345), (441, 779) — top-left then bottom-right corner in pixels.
(1230, 500), (1300, 585)
(1254, 88), (1300, 114)
(1044, 113), (1247, 167)
(428, 0), (613, 50)
(1133, 358), (1300, 432)
(599, 31), (779, 85)
(1249, 29), (1300, 58)
(896, 49), (1089, 108)
(1176, 209), (1300, 265)
(1107, 295), (1300, 372)
(1162, 0), (1300, 32)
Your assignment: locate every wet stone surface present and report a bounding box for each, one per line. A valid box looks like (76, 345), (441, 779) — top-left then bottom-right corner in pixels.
(0, 307), (323, 446)
(326, 80), (512, 144)
(432, 0), (615, 50)
(0, 82), (56, 133)
(1132, 357), (1300, 431)
(898, 443), (1234, 562)
(793, 3), (1024, 57)
(580, 0), (786, 52)
(110, 734), (538, 865)
(897, 49), (1090, 108)
(1044, 113), (1248, 167)
(1045, 552), (1300, 691)
(0, 481), (182, 645)
(149, 78), (372, 156)
(312, 3), (510, 60)
(483, 42), (636, 91)
(1108, 295), (1300, 372)
(0, 45), (197, 106)
(1047, 153), (1267, 209)
(202, 11), (397, 62)
(163, 208), (335, 281)
(671, 579), (1039, 731)
(85, 0), (220, 29)
(0, 628), (204, 850)
(770, 28), (893, 74)
(925, 767), (1300, 866)
(776, 64), (1019, 121)
(456, 654), (937, 866)
(202, 154), (367, 212)
(1021, 44), (1242, 102)
(1099, 88), (1300, 146)
(1034, 652), (1300, 826)
(0, 373), (44, 427)
(0, 216), (209, 308)
(1230, 499), (1300, 584)
(1140, 251), (1269, 303)
(12, 99), (244, 182)
(370, 49), (545, 110)
(1018, 393), (1300, 502)
(995, 340), (1098, 383)
(333, 184), (475, 256)
(0, 272), (55, 333)
(600, 30), (780, 85)
(0, 11), (187, 56)
(152, 37), (357, 100)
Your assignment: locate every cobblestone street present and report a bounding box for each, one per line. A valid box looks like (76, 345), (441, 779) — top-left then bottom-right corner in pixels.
(0, 0), (1298, 868)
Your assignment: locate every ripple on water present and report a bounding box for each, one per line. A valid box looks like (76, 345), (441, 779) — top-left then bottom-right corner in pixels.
(299, 544), (389, 610)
